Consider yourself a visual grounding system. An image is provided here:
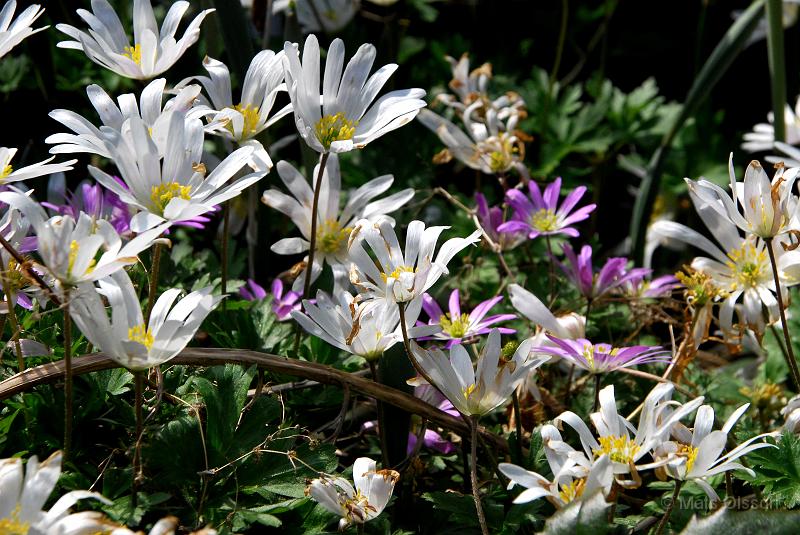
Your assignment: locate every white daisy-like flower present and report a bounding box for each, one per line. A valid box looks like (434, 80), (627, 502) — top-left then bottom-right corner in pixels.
(47, 78), (202, 159)
(742, 95), (800, 152)
(306, 457), (399, 530)
(283, 34), (426, 153)
(556, 384), (704, 485)
(434, 53), (493, 112)
(56, 0), (215, 80)
(89, 111), (265, 233)
(348, 218), (481, 307)
(182, 51), (291, 171)
(0, 1), (46, 59)
(273, 0), (359, 34)
(0, 147), (76, 186)
(70, 270), (223, 371)
(653, 403), (774, 501)
(262, 155), (414, 291)
(685, 155), (799, 239)
(0, 451), (112, 534)
(291, 288), (433, 361)
(0, 190), (167, 289)
(410, 329), (549, 417)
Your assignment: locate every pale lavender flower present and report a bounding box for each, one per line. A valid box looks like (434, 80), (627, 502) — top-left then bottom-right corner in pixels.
(498, 177), (595, 239)
(620, 272), (680, 299)
(475, 192), (525, 250)
(559, 244), (648, 300)
(240, 278), (301, 321)
(417, 288), (515, 348)
(533, 335), (672, 374)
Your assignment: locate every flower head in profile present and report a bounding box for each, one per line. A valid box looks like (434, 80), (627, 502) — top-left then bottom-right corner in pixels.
(559, 244), (648, 301)
(89, 112), (265, 233)
(619, 272), (680, 299)
(499, 178), (595, 239)
(533, 336), (672, 375)
(0, 1), (47, 59)
(0, 207), (37, 312)
(0, 451), (111, 534)
(0, 147), (76, 186)
(57, 0), (215, 80)
(418, 288), (516, 348)
(273, 0), (359, 34)
(653, 403), (774, 501)
(349, 218), (482, 307)
(410, 329), (549, 417)
(70, 271), (222, 371)
(245, 278), (300, 321)
(475, 192), (525, 251)
(742, 95), (800, 152)
(283, 34), (426, 153)
(435, 53), (493, 112)
(306, 457), (399, 530)
(263, 156), (414, 291)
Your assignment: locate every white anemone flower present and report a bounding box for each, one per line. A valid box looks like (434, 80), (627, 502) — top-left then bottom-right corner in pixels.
(0, 147), (76, 186)
(262, 156), (414, 291)
(283, 34), (426, 153)
(742, 95), (800, 152)
(47, 79), (202, 159)
(348, 218), (481, 308)
(508, 283), (586, 341)
(0, 451), (112, 534)
(0, 190), (167, 289)
(110, 517), (217, 535)
(56, 0), (215, 80)
(89, 112), (265, 233)
(434, 53), (493, 112)
(0, 1), (46, 59)
(653, 403), (774, 501)
(556, 384), (704, 485)
(182, 51), (292, 171)
(70, 270), (222, 371)
(783, 394), (800, 432)
(410, 329), (549, 417)
(291, 288), (433, 361)
(273, 0), (359, 34)
(685, 155), (799, 239)
(417, 101), (529, 179)
(306, 457), (399, 530)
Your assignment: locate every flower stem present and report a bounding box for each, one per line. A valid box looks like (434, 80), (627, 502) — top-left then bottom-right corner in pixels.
(221, 201), (230, 311)
(5, 290), (24, 371)
(397, 302), (438, 388)
(766, 0), (787, 142)
(469, 415), (490, 535)
(369, 360), (391, 469)
(132, 370), (145, 507)
(766, 238), (800, 391)
(593, 374), (601, 412)
(144, 242), (163, 325)
(655, 480), (683, 535)
(511, 389), (524, 462)
(63, 289), (73, 461)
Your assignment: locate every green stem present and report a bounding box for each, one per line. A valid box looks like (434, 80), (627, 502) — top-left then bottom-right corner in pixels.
(63, 289), (73, 460)
(470, 415), (490, 535)
(593, 374), (601, 412)
(144, 243), (163, 325)
(549, 0), (569, 88)
(132, 371), (145, 508)
(397, 302), (438, 388)
(766, 0), (787, 142)
(5, 290), (24, 371)
(512, 390), (524, 462)
(221, 201), (230, 310)
(766, 238), (800, 390)
(369, 360), (391, 469)
(655, 480), (683, 535)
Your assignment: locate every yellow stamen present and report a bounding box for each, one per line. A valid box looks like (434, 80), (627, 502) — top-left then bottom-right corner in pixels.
(675, 266), (723, 306)
(0, 163), (12, 181)
(725, 240), (768, 290)
(0, 504), (30, 535)
(462, 383), (477, 398)
(229, 104), (261, 138)
(558, 478), (586, 504)
(530, 208), (558, 232)
(315, 113), (357, 150)
(128, 324), (154, 350)
(380, 265), (416, 283)
(592, 435), (641, 464)
(676, 443), (699, 473)
(440, 312), (471, 338)
(123, 43), (142, 66)
(150, 182), (192, 214)
(67, 240), (96, 277)
(316, 219), (352, 255)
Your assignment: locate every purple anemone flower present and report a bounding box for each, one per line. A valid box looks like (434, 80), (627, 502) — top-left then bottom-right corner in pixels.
(417, 288), (516, 348)
(558, 244), (648, 300)
(43, 180), (133, 235)
(620, 272), (680, 299)
(475, 192), (525, 250)
(533, 335), (672, 374)
(498, 177), (595, 240)
(240, 278), (301, 322)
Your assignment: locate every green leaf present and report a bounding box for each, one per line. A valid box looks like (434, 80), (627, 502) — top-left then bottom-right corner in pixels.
(681, 507), (800, 534)
(538, 491), (617, 535)
(748, 432), (800, 507)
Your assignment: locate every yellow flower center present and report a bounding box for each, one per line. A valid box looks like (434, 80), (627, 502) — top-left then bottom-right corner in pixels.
(67, 240), (96, 278)
(725, 241), (768, 289)
(128, 324), (154, 350)
(380, 265), (416, 283)
(123, 43), (142, 66)
(0, 163), (12, 181)
(558, 478), (586, 504)
(150, 181), (192, 214)
(2, 259), (26, 292)
(482, 134), (523, 173)
(316, 219), (351, 255)
(593, 435), (641, 464)
(441, 312), (471, 338)
(315, 113), (357, 150)
(0, 505), (30, 535)
(677, 443), (699, 473)
(740, 381), (784, 410)
(530, 208), (558, 232)
(675, 266), (722, 306)
(229, 104), (261, 138)
(462, 383), (477, 399)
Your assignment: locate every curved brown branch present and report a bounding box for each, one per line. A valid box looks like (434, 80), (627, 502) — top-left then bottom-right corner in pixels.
(0, 347), (507, 452)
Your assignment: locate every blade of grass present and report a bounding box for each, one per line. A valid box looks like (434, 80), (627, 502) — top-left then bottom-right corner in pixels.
(766, 0), (787, 142)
